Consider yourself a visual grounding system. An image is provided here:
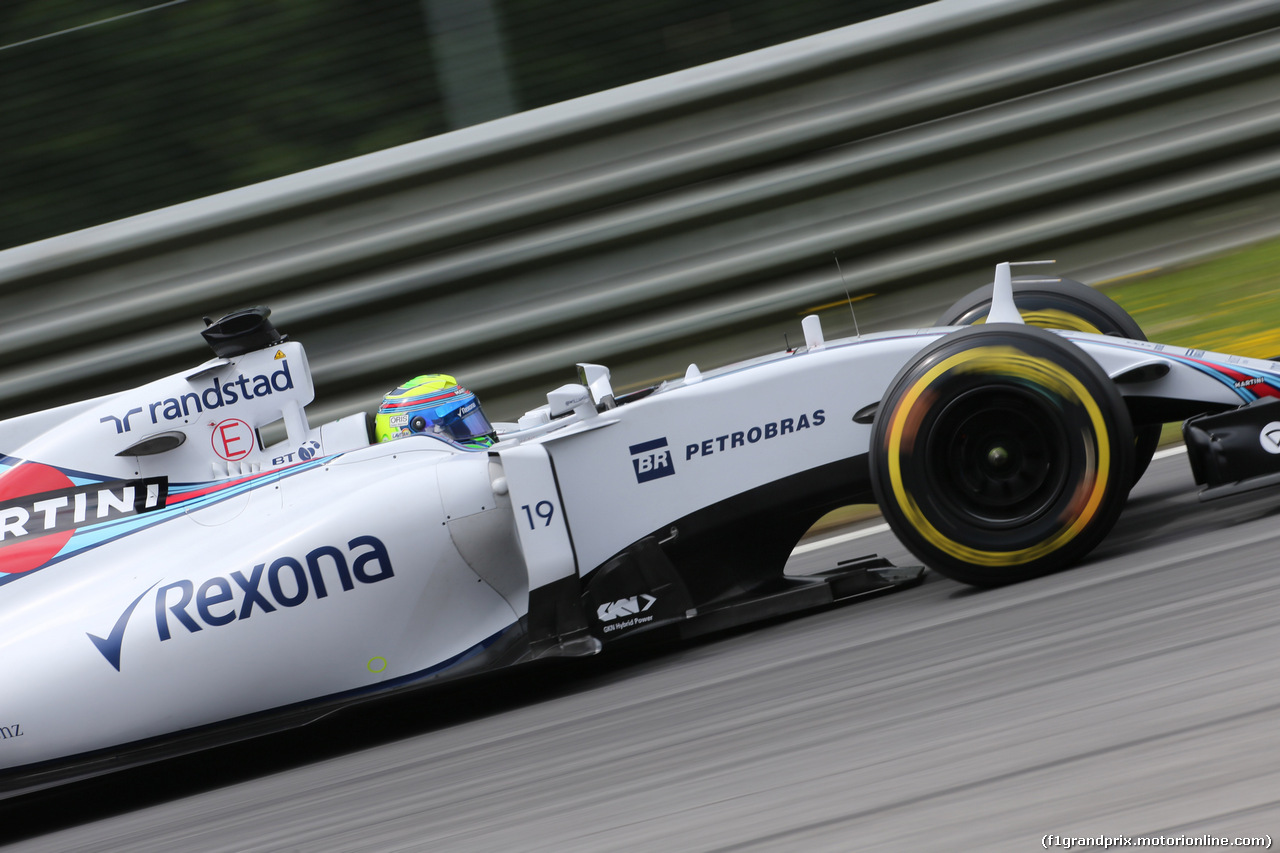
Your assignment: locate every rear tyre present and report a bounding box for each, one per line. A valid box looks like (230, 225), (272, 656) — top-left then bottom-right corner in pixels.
(937, 275), (1159, 485)
(869, 325), (1134, 587)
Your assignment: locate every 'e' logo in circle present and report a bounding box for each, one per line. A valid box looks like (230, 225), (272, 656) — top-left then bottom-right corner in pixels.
(1261, 422), (1280, 455)
(212, 418), (255, 461)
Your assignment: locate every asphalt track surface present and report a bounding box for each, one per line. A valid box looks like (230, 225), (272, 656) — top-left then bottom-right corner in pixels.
(3, 448), (1279, 852)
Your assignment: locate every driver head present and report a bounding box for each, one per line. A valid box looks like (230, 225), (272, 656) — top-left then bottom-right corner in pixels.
(374, 374), (496, 450)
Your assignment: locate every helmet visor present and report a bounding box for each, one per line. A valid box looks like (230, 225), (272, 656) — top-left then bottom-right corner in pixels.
(435, 399), (494, 443)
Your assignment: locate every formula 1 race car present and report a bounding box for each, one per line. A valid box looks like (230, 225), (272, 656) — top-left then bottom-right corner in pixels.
(3, 262), (1278, 794)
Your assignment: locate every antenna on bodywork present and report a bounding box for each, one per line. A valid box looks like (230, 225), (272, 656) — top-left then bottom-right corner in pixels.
(987, 259), (1056, 325)
(987, 262), (1023, 325)
(833, 253), (861, 338)
(1009, 259), (1058, 282)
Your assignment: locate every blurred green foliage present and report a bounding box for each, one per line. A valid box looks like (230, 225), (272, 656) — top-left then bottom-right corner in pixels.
(0, 0), (913, 251)
(1100, 237), (1280, 446)
(1101, 237), (1280, 361)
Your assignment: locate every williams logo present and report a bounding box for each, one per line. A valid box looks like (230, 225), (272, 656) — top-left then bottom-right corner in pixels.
(1261, 422), (1280, 455)
(630, 438), (675, 483)
(87, 535), (393, 670)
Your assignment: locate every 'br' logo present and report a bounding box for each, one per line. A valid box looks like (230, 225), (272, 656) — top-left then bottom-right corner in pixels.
(630, 438), (675, 483)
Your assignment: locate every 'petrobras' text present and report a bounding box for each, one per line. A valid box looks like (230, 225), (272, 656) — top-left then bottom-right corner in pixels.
(685, 409), (825, 460)
(101, 361), (295, 433)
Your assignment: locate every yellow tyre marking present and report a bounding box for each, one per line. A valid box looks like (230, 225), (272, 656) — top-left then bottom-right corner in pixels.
(971, 309), (1102, 334)
(885, 346), (1111, 567)
(1021, 309), (1102, 334)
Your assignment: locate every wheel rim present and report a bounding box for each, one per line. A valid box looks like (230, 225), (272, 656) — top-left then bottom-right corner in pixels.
(925, 387), (1071, 529)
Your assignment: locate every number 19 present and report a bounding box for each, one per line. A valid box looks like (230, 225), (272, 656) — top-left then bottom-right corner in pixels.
(521, 501), (555, 529)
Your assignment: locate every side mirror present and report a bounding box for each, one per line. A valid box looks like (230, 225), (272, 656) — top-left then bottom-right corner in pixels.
(576, 363), (616, 409)
(547, 384), (596, 419)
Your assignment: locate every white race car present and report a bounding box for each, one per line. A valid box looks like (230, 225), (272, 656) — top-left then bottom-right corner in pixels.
(2, 263), (1274, 794)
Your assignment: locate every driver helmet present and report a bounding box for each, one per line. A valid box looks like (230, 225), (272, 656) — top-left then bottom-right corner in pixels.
(374, 374), (496, 450)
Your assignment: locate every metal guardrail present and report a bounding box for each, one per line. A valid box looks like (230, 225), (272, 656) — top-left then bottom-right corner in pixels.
(2, 0), (1280, 425)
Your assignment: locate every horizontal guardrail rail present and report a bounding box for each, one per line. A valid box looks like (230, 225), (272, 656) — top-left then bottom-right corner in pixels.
(2, 0), (1279, 425)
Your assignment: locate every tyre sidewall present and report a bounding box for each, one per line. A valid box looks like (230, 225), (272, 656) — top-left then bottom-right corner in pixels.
(937, 276), (1159, 483)
(871, 325), (1134, 585)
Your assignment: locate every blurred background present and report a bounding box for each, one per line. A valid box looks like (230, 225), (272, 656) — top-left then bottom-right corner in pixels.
(0, 0), (915, 250)
(6, 6), (1280, 846)
(2, 0), (1279, 425)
